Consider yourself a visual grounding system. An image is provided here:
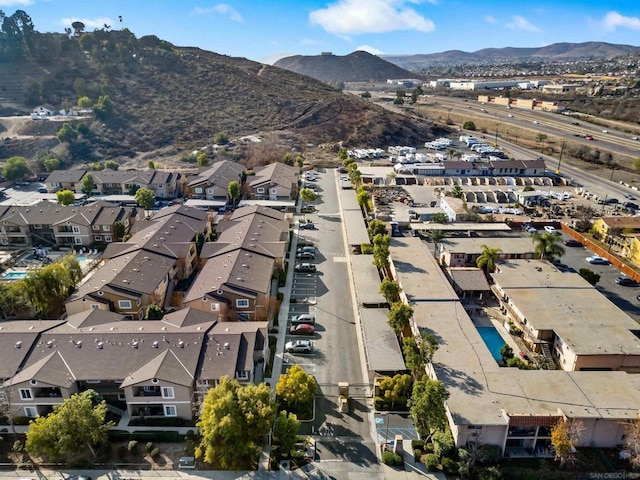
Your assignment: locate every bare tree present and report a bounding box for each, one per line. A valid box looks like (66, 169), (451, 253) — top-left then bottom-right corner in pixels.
(624, 419), (640, 469)
(0, 386), (17, 436)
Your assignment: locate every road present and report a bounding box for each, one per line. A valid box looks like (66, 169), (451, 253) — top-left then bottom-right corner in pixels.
(284, 168), (377, 468)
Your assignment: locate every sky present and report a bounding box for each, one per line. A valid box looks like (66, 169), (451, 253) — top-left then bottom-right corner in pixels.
(3, 0), (640, 64)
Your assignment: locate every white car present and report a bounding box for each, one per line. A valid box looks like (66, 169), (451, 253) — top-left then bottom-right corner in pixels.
(285, 340), (313, 353)
(544, 226), (559, 235)
(291, 314), (316, 324)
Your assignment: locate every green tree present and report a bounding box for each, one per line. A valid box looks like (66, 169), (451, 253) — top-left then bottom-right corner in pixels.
(476, 244), (502, 275)
(77, 96), (93, 108)
(402, 332), (438, 380)
(20, 257), (81, 317)
(276, 364), (316, 412)
(451, 185), (463, 199)
(25, 390), (113, 462)
(283, 153), (294, 166)
(56, 189), (75, 206)
(379, 277), (401, 304)
(3, 156), (30, 181)
(532, 232), (565, 260)
(93, 95), (113, 120)
(0, 282), (28, 319)
(462, 120), (476, 131)
(430, 229), (444, 258)
(378, 373), (412, 409)
(196, 152), (209, 167)
(104, 160), (119, 170)
(295, 156), (304, 168)
(228, 180), (240, 206)
(272, 411), (299, 456)
(89, 162), (104, 171)
(634, 158), (640, 170)
(81, 173), (95, 195)
(551, 419), (584, 468)
(299, 187), (317, 220)
(43, 158), (60, 172)
(373, 233), (390, 270)
(578, 268), (600, 286)
(388, 301), (413, 335)
(348, 168), (361, 186)
(147, 160), (156, 169)
(214, 132), (229, 145)
(56, 124), (78, 144)
(356, 188), (371, 212)
(361, 91), (371, 99)
(431, 213), (449, 224)
(500, 344), (514, 360)
(135, 187), (155, 210)
(409, 378), (450, 441)
(145, 304), (164, 320)
(367, 219), (387, 239)
(338, 147), (348, 162)
(113, 221), (126, 240)
(196, 377), (275, 469)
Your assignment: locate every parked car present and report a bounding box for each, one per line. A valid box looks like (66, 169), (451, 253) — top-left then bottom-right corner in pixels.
(299, 222), (317, 230)
(586, 255), (610, 265)
(289, 324), (315, 335)
(523, 224), (537, 234)
(301, 205), (316, 213)
(296, 251), (316, 259)
(297, 246), (316, 254)
(291, 314), (316, 325)
(544, 226), (559, 235)
(294, 263), (316, 272)
(285, 339), (313, 353)
(615, 276), (639, 287)
(38, 187), (48, 193)
(563, 239), (582, 247)
(304, 176), (317, 182)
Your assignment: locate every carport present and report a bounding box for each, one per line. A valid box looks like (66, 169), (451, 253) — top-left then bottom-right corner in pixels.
(351, 255), (387, 308)
(358, 307), (406, 378)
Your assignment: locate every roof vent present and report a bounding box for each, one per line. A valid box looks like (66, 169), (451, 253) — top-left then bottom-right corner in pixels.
(75, 340), (82, 348)
(15, 341), (22, 349)
(46, 340), (54, 348)
(97, 342), (104, 349)
(152, 341), (159, 348)
(151, 378), (159, 384)
(217, 289), (223, 295)
(30, 379), (38, 385)
(178, 340), (185, 348)
(98, 290), (104, 296)
(224, 342), (230, 349)
(132, 341), (139, 349)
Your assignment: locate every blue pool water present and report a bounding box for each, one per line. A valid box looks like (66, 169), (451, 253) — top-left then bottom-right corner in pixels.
(76, 255), (87, 262)
(1, 271), (27, 279)
(477, 327), (507, 362)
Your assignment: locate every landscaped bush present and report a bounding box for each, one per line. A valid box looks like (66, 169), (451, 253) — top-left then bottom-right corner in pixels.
(441, 457), (458, 475)
(361, 244), (374, 254)
(424, 442), (434, 454)
(413, 448), (422, 462)
(146, 441), (154, 452)
(411, 439), (425, 451)
(433, 430), (456, 458)
(423, 453), (439, 471)
(480, 444), (503, 465)
(382, 451), (403, 467)
(150, 447), (160, 458)
(127, 440), (138, 453)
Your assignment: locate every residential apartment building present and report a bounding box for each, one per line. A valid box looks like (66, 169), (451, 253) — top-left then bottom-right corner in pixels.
(185, 160), (246, 202)
(44, 169), (88, 193)
(1, 309), (268, 422)
(248, 163), (299, 201)
(438, 237), (537, 267)
(0, 201), (136, 248)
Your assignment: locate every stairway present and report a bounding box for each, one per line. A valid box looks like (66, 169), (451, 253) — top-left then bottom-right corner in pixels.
(540, 343), (554, 369)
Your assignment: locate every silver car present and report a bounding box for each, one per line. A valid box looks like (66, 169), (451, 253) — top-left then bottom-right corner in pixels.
(285, 340), (313, 353)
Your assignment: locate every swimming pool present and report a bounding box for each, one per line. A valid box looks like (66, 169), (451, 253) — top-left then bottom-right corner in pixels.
(477, 326), (507, 362)
(1, 271), (28, 279)
(76, 255), (87, 262)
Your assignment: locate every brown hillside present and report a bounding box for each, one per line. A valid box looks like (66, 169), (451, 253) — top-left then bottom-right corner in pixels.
(0, 31), (439, 163)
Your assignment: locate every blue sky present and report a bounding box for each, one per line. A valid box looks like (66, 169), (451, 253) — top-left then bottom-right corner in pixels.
(4, 0), (640, 63)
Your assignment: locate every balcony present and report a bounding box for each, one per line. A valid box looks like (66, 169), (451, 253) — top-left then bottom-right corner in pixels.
(131, 404), (164, 417)
(34, 387), (62, 398)
(133, 386), (161, 397)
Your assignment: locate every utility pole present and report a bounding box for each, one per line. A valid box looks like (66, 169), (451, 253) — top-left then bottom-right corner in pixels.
(555, 141), (565, 175)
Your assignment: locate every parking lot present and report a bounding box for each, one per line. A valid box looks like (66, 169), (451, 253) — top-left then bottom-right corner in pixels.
(556, 232), (640, 318)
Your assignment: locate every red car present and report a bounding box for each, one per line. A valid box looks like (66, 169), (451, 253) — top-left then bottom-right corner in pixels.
(289, 324), (315, 336)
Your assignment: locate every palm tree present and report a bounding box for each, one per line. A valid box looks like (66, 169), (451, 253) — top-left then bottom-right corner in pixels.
(451, 185), (463, 199)
(532, 232), (565, 260)
(431, 229), (444, 259)
(476, 244), (502, 275)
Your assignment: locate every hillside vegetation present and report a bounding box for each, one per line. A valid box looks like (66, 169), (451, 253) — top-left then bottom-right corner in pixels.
(0, 12), (438, 165)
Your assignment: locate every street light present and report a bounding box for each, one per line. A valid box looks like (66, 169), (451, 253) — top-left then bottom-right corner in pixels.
(494, 123), (502, 146)
(381, 412), (392, 447)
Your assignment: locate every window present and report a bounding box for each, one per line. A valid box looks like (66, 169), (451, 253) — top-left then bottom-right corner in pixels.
(118, 300), (132, 310)
(90, 304), (100, 310)
(210, 302), (220, 311)
(19, 389), (32, 400)
(162, 387), (175, 399)
(24, 407), (37, 418)
(164, 405), (177, 417)
(257, 187), (265, 193)
(103, 225), (110, 231)
(94, 236), (102, 241)
(195, 188), (203, 194)
(270, 188), (278, 194)
(143, 385), (156, 392)
(72, 226), (80, 233)
(104, 235), (112, 242)
(236, 371), (249, 380)
(34, 224), (42, 229)
(207, 188), (214, 195)
(93, 225), (100, 231)
(236, 299), (249, 309)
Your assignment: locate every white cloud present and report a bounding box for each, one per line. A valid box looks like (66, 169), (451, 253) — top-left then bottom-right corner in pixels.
(484, 15), (496, 24)
(355, 44), (384, 55)
(506, 15), (541, 33)
(602, 11), (640, 32)
(60, 17), (114, 29)
(0, 0), (32, 6)
(309, 0), (435, 36)
(192, 4), (243, 23)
